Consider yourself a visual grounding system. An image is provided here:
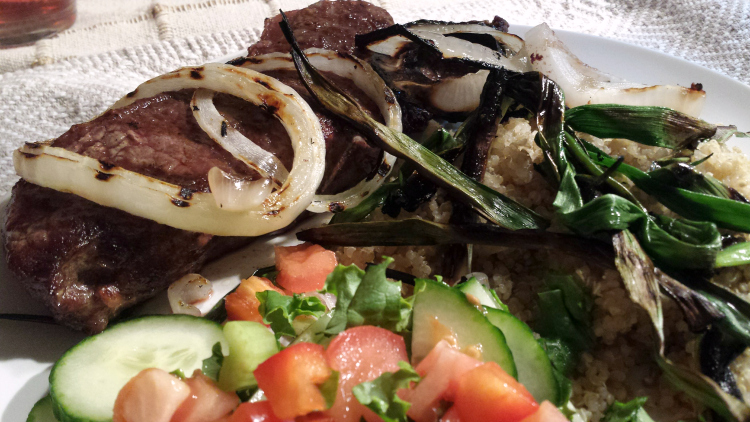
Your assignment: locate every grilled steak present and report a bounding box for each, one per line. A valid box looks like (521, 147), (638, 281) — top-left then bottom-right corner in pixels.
(5, 181), (249, 333)
(247, 0), (393, 57)
(3, 0), (393, 333)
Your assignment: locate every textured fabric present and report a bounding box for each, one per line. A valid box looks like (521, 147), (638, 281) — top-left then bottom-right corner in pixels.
(0, 0), (748, 195)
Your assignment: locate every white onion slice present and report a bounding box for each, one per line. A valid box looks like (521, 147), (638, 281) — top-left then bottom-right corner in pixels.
(523, 23), (706, 117)
(409, 29), (527, 72)
(428, 69), (490, 113)
(364, 28), (528, 73)
(168, 273), (212, 316)
(240, 49), (402, 213)
(15, 64), (326, 236)
(367, 34), (413, 57)
(207, 166), (273, 211)
(405, 22), (525, 55)
(308, 292), (338, 310)
(192, 89), (289, 187)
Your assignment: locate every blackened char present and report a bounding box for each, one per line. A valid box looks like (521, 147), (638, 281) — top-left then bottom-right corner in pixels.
(4, 0), (393, 333)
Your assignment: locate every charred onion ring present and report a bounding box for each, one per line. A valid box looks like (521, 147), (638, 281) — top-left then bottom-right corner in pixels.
(14, 63), (326, 236)
(239, 49), (402, 213)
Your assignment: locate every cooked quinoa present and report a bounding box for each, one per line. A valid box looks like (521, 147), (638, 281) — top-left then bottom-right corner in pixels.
(336, 117), (750, 421)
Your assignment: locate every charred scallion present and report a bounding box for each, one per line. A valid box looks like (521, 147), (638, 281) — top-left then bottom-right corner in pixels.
(297, 219), (615, 268)
(447, 68), (513, 276)
(589, 149), (750, 233)
(716, 242), (750, 268)
(612, 230), (750, 422)
(503, 72), (567, 185)
(279, 13), (548, 231)
(565, 104), (717, 149)
(331, 127), (466, 223)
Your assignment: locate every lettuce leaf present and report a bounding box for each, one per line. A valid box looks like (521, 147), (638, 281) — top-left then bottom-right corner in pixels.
(256, 291), (326, 338)
(324, 258), (411, 335)
(352, 361), (420, 422)
(535, 274), (594, 356)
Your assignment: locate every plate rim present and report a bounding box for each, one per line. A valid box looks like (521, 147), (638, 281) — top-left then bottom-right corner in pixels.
(3, 25), (750, 421)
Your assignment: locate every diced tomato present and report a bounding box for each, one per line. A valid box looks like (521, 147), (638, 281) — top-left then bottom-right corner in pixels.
(275, 243), (337, 293)
(229, 401), (284, 422)
(254, 342), (333, 420)
(324, 326), (409, 422)
(225, 276), (284, 322)
(295, 412), (335, 422)
(519, 401), (569, 422)
(439, 406), (462, 422)
(171, 370), (239, 422)
(407, 340), (482, 422)
(454, 362), (538, 422)
(113, 368), (190, 422)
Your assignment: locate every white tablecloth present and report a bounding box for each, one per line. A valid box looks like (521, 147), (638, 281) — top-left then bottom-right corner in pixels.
(0, 0), (748, 196)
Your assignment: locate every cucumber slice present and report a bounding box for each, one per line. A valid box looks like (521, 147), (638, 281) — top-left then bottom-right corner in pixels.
(484, 307), (559, 404)
(49, 315), (226, 422)
(217, 321), (279, 392)
(456, 277), (508, 311)
(27, 395), (57, 422)
(412, 278), (517, 378)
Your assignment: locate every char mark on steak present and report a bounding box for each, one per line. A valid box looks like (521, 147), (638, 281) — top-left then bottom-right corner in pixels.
(4, 0), (394, 333)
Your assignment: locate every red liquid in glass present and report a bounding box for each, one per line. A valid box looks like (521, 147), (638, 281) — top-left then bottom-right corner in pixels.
(0, 0), (75, 46)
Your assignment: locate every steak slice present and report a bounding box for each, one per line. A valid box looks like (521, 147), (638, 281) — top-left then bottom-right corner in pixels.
(4, 0), (395, 333)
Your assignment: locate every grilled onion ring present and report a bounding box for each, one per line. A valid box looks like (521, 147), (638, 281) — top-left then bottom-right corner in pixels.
(239, 49), (402, 213)
(14, 63), (326, 236)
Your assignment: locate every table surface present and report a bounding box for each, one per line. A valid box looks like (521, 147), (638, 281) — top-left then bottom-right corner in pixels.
(1, 0), (749, 83)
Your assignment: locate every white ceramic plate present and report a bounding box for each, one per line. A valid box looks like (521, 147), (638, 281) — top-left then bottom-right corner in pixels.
(2, 25), (750, 422)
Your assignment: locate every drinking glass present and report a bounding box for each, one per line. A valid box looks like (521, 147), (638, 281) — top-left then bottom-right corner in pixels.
(0, 0), (76, 46)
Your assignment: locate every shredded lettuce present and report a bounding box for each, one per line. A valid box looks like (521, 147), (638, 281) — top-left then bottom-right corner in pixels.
(352, 361), (420, 422)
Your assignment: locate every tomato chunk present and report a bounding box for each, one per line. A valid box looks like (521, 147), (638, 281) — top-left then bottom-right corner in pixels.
(324, 326), (409, 422)
(275, 243), (337, 293)
(254, 342), (333, 420)
(407, 341), (482, 422)
(454, 362), (538, 422)
(225, 276), (284, 322)
(171, 370), (239, 422)
(519, 401), (569, 422)
(113, 368), (190, 422)
(439, 406), (462, 422)
(229, 401), (283, 422)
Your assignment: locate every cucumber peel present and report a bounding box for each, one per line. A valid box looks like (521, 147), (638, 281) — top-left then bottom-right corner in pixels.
(27, 395), (58, 422)
(484, 307), (560, 405)
(411, 278), (517, 378)
(49, 315), (226, 422)
(456, 277), (508, 311)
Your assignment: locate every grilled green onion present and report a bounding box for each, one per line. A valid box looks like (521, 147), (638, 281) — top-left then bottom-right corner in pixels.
(279, 13), (548, 231)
